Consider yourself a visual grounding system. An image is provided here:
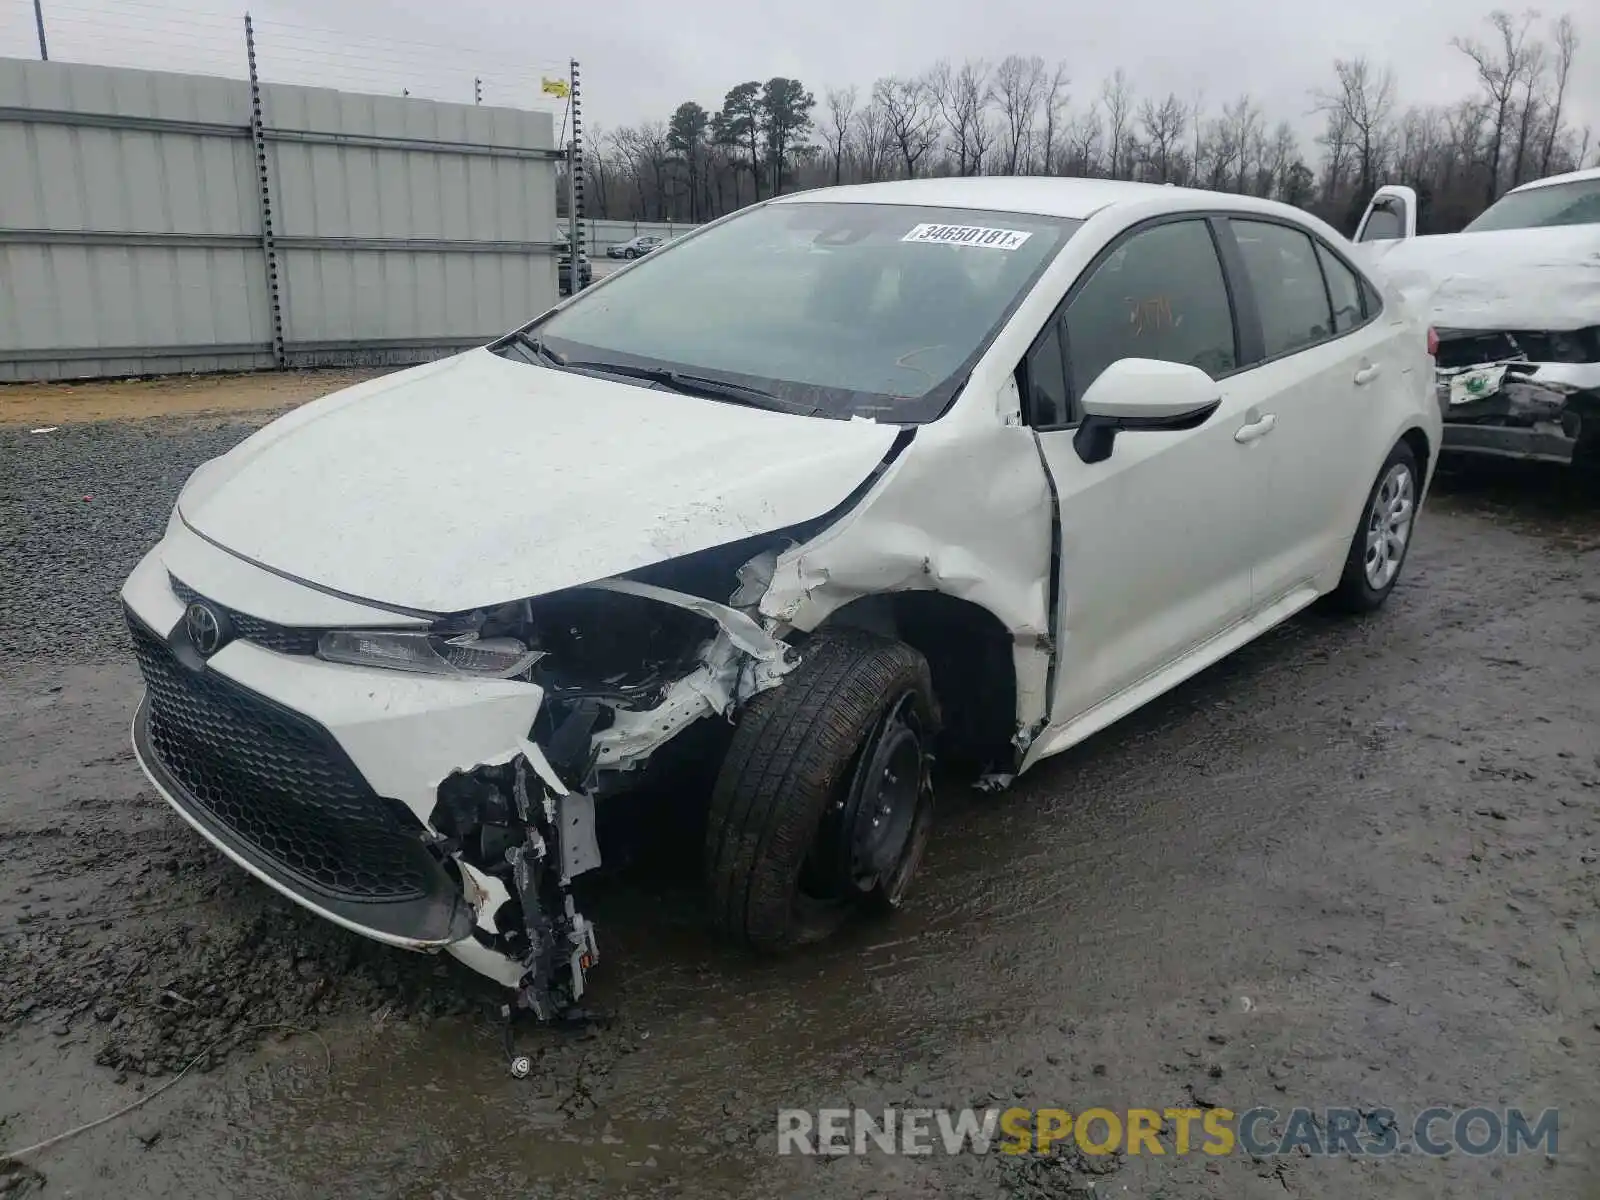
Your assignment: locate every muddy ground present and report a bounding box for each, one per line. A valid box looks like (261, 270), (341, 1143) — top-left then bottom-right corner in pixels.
(1, 374), (1597, 1198)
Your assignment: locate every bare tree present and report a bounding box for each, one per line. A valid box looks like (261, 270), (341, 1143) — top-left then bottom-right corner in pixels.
(1037, 61), (1070, 174)
(1263, 120), (1300, 198)
(1509, 39), (1546, 186)
(1453, 9), (1541, 203)
(821, 85), (857, 186)
(1313, 57), (1396, 201)
(873, 75), (940, 178)
(609, 123), (671, 218)
(590, 20), (1587, 226)
(1101, 69), (1135, 179)
(1539, 14), (1580, 174)
(929, 59), (992, 176)
(1062, 103), (1103, 176)
(853, 97), (892, 182)
(970, 105), (997, 176)
(1394, 105), (1445, 187)
(1223, 94), (1261, 193)
(994, 54), (1046, 174)
(1139, 92), (1188, 182)
(1316, 104), (1355, 204)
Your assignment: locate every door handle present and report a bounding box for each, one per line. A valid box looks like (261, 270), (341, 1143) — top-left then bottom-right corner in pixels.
(1353, 363), (1382, 385)
(1234, 413), (1277, 443)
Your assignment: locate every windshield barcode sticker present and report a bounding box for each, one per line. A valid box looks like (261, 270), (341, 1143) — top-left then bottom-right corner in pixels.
(902, 223), (1033, 250)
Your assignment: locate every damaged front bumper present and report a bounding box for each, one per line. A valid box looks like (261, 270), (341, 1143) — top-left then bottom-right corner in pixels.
(1436, 338), (1600, 466)
(120, 540), (793, 1017)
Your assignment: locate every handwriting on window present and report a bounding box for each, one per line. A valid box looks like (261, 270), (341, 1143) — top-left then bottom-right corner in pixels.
(1126, 295), (1177, 337)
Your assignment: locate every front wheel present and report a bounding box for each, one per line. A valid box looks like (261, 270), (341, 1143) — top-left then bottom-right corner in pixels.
(1327, 440), (1420, 613)
(624, 248), (637, 259)
(705, 629), (938, 951)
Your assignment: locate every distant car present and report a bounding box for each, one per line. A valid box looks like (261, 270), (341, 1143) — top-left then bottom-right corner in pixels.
(555, 230), (592, 295)
(558, 254), (592, 296)
(1353, 166), (1600, 468)
(607, 235), (664, 259)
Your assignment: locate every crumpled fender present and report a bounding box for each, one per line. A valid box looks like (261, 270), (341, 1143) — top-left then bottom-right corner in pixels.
(757, 396), (1056, 733)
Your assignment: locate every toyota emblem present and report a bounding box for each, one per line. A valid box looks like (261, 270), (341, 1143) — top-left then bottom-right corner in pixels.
(184, 601), (228, 657)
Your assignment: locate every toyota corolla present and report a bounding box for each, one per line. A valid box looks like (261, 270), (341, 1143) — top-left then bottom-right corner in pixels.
(121, 177), (1441, 1019)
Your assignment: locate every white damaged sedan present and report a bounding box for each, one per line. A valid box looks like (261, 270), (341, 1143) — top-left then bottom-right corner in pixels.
(122, 178), (1441, 1018)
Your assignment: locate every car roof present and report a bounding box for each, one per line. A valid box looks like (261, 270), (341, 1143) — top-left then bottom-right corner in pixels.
(772, 176), (1314, 223)
(1507, 164), (1600, 194)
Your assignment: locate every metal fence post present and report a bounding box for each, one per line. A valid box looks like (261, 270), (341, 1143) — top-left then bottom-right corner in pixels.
(568, 58), (584, 292)
(244, 14), (287, 368)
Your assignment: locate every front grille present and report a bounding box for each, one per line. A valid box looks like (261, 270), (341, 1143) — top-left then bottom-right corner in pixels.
(126, 608), (437, 902)
(169, 576), (319, 656)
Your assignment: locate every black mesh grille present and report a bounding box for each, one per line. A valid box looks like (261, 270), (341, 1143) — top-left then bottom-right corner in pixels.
(169, 576), (319, 656)
(127, 608), (437, 902)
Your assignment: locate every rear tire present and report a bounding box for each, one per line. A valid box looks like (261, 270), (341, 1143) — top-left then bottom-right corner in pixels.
(705, 629), (937, 951)
(1327, 440), (1419, 613)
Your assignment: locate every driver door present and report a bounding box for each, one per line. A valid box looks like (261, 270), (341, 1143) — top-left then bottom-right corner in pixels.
(1023, 217), (1275, 750)
(1354, 185), (1418, 243)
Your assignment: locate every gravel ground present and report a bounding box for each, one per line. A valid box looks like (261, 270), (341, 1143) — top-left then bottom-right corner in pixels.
(2, 409), (1598, 1198)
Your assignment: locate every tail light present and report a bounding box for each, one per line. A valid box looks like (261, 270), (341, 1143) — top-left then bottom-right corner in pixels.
(1426, 326), (1439, 357)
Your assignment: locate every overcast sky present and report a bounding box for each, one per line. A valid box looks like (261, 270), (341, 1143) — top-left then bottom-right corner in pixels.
(3, 0), (1596, 156)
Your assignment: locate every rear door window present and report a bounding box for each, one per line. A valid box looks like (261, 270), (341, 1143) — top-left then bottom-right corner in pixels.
(1314, 242), (1365, 334)
(1230, 220), (1335, 358)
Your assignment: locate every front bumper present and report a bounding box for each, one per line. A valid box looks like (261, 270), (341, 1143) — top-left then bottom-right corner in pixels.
(1438, 361), (1600, 466)
(120, 518), (793, 1006)
(120, 539), (547, 970)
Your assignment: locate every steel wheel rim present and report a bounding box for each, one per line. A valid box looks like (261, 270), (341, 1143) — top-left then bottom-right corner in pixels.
(1363, 462), (1414, 591)
(847, 710), (922, 889)
(803, 691), (932, 902)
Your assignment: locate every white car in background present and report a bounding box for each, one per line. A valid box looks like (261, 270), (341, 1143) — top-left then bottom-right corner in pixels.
(607, 235), (664, 259)
(121, 178), (1439, 1022)
(1354, 166), (1600, 466)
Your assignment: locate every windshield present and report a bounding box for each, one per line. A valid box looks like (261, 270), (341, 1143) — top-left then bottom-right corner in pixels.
(512, 201), (1080, 422)
(1462, 177), (1600, 232)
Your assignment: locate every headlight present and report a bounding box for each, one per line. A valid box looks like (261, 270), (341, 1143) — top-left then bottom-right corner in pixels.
(316, 629), (543, 680)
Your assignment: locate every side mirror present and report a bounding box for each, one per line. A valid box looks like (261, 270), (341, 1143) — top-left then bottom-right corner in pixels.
(1073, 358), (1222, 464)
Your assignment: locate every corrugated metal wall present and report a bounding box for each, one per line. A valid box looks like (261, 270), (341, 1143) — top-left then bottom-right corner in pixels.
(0, 57), (560, 382)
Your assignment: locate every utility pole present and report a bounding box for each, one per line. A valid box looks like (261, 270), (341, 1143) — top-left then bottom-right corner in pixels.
(567, 58), (584, 292)
(33, 0), (48, 60)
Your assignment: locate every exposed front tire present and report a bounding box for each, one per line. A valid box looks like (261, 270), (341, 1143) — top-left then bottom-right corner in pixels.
(1327, 440), (1419, 613)
(705, 629), (937, 951)
(624, 248), (638, 259)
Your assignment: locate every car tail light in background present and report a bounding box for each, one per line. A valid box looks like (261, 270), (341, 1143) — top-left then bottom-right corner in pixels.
(1426, 326), (1439, 357)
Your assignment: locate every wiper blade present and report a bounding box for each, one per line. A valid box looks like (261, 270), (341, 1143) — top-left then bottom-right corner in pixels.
(562, 361), (812, 414)
(501, 329), (567, 367)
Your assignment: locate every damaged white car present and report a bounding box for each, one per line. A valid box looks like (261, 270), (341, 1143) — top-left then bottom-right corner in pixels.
(122, 178), (1440, 1019)
(1355, 166), (1600, 466)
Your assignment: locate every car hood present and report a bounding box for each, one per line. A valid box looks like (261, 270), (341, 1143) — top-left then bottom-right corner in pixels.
(178, 349), (901, 612)
(1359, 225), (1600, 333)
